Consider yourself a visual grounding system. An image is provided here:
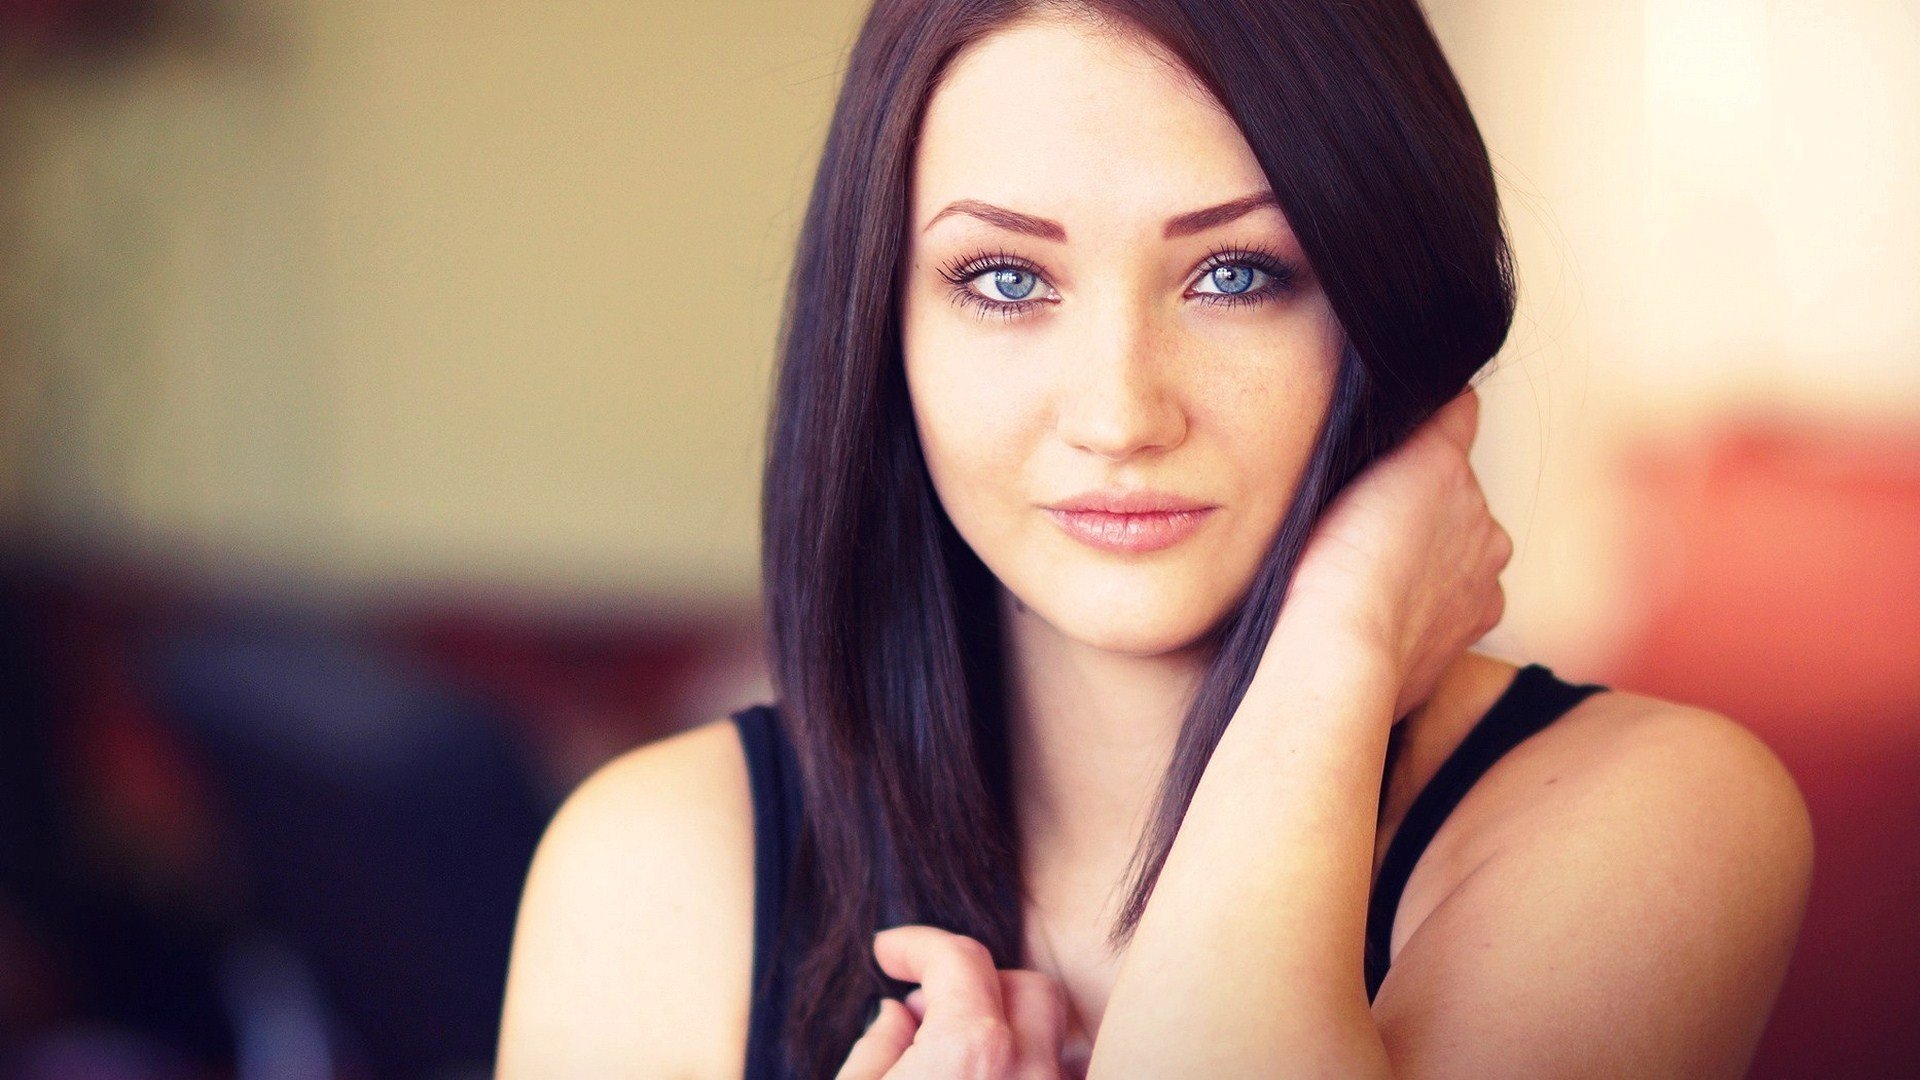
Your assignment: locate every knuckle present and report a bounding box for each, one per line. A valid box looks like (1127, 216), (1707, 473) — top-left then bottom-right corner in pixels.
(1482, 538), (1512, 572)
(1481, 585), (1507, 633)
(1442, 449), (1477, 494)
(948, 934), (995, 969)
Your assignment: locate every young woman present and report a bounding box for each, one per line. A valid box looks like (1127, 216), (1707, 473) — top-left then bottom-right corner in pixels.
(497, 1), (1813, 1077)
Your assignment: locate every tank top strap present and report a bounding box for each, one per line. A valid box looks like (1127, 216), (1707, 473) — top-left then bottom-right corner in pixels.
(738, 670), (1609, 1049)
(1364, 663), (1609, 1001)
(731, 703), (806, 1079)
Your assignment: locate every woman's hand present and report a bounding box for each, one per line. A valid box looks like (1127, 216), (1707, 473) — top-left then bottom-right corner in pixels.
(1281, 386), (1510, 720)
(1074, 387), (1503, 1075)
(836, 926), (1071, 1080)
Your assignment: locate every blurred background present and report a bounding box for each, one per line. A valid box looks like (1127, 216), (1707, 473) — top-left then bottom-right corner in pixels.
(0, 1), (1913, 1077)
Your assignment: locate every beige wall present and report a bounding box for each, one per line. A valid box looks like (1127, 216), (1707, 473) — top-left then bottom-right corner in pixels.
(306, 2), (868, 604)
(4, 1), (1916, 662)
(2, 0), (869, 608)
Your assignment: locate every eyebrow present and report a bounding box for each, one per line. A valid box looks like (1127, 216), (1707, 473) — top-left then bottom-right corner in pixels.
(921, 190), (1281, 242)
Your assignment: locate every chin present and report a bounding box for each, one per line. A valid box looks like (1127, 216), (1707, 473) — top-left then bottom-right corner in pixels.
(1069, 618), (1218, 658)
(1012, 574), (1234, 658)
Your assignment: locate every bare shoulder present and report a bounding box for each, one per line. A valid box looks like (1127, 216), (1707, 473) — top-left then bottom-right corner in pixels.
(1444, 680), (1811, 832)
(1485, 687), (1814, 874)
(1376, 686), (1816, 1077)
(498, 716), (757, 1080)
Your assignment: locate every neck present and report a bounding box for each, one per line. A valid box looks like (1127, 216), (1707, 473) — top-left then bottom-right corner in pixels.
(997, 587), (1208, 902)
(996, 587), (1441, 905)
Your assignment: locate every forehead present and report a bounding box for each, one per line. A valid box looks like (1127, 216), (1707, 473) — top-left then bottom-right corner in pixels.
(912, 15), (1270, 237)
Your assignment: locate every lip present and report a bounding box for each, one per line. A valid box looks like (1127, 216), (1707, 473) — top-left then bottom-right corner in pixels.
(1047, 507), (1216, 553)
(1045, 489), (1214, 515)
(1042, 490), (1218, 554)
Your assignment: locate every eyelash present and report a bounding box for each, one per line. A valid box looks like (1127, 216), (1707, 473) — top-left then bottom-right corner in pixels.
(933, 243), (1301, 322)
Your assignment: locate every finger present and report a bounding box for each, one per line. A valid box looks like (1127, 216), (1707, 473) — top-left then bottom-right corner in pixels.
(872, 926), (1005, 1027)
(835, 998), (917, 1080)
(999, 969), (1068, 1071)
(1491, 520), (1514, 568)
(904, 987), (926, 1022)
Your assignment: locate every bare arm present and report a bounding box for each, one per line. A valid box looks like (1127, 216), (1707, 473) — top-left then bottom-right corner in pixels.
(1366, 699), (1812, 1078)
(1086, 617), (1401, 1076)
(1088, 617), (1813, 1078)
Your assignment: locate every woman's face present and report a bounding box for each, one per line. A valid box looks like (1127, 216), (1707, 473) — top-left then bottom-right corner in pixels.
(901, 14), (1343, 657)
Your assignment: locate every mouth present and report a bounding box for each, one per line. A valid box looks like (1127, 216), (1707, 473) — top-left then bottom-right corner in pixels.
(1044, 506), (1217, 554)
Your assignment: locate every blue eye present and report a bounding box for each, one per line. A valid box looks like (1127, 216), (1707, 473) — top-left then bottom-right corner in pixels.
(933, 243), (1300, 322)
(1197, 264), (1263, 295)
(982, 267), (1040, 301)
(1187, 249), (1300, 309)
(935, 248), (1058, 321)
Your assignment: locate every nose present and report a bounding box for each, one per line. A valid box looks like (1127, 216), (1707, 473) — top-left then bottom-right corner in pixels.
(1054, 304), (1188, 461)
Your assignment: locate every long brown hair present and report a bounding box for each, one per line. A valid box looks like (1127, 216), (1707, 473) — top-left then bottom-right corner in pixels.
(759, 0), (1512, 1072)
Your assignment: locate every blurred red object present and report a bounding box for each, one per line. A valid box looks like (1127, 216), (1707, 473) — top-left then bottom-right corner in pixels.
(1604, 415), (1920, 1078)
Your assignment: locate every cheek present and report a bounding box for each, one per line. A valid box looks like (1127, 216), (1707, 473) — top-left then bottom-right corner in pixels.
(1197, 299), (1340, 405)
(1194, 318), (1341, 472)
(904, 338), (1039, 525)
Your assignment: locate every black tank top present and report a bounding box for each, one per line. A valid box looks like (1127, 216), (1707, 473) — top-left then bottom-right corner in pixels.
(729, 662), (1607, 1077)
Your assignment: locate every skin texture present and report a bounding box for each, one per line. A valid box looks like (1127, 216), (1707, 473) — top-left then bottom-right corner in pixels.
(496, 12), (1813, 1079)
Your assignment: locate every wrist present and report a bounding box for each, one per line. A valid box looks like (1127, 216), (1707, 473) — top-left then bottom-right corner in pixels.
(1239, 601), (1400, 742)
(1267, 587), (1399, 683)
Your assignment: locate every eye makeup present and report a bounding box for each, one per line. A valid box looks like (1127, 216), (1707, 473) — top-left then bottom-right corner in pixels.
(932, 241), (1302, 322)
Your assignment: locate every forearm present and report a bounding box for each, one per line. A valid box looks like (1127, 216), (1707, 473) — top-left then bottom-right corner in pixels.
(1086, 615), (1399, 1078)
